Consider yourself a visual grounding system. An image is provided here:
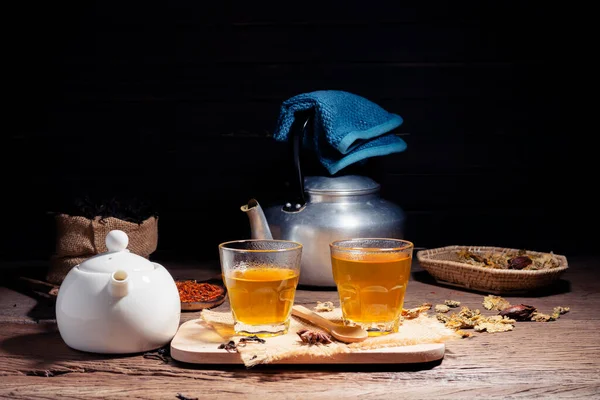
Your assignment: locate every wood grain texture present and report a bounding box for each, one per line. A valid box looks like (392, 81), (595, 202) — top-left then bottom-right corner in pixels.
(1, 257), (599, 398)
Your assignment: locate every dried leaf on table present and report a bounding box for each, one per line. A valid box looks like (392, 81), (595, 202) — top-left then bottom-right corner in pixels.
(444, 300), (461, 308)
(553, 306), (570, 316)
(435, 304), (450, 313)
(437, 306), (516, 334)
(402, 303), (432, 319)
(483, 295), (511, 311)
(531, 306), (570, 322)
(474, 317), (516, 333)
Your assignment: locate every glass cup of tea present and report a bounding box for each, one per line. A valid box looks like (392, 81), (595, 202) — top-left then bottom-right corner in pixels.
(329, 238), (414, 336)
(218, 239), (302, 337)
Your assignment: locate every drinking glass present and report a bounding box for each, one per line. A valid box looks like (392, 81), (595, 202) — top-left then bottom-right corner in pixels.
(218, 239), (302, 337)
(330, 238), (414, 336)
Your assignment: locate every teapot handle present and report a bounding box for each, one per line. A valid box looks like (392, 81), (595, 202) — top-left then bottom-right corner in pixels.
(283, 110), (312, 212)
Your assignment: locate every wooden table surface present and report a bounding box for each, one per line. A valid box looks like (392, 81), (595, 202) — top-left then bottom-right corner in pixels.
(1, 256), (599, 399)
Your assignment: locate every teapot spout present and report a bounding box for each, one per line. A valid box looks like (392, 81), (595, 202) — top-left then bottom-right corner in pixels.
(241, 199), (273, 240)
(109, 270), (129, 298)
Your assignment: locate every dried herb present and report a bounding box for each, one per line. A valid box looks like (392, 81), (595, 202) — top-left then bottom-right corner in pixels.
(402, 303), (432, 319)
(143, 346), (170, 363)
(435, 304), (450, 313)
(508, 256), (533, 270)
(437, 295), (570, 335)
(436, 306), (516, 333)
(553, 306), (570, 316)
(313, 301), (335, 312)
(499, 304), (537, 321)
(444, 300), (461, 308)
(237, 335), (266, 346)
(218, 340), (238, 352)
(456, 249), (561, 270)
(483, 295), (511, 311)
(218, 336), (266, 352)
(531, 306), (570, 322)
(176, 280), (224, 303)
(474, 317), (516, 333)
(297, 329), (333, 345)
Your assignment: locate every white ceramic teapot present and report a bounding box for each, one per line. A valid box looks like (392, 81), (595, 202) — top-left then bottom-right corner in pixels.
(55, 230), (181, 354)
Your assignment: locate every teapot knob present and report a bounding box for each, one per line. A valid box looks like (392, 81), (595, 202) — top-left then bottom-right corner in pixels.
(106, 230), (129, 252)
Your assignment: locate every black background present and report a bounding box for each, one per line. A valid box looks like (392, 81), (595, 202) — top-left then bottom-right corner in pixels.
(3, 2), (590, 266)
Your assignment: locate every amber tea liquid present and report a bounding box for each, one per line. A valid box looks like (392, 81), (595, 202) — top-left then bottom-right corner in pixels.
(224, 267), (299, 335)
(332, 251), (411, 335)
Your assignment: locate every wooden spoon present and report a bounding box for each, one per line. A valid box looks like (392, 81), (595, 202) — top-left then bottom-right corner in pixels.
(292, 305), (368, 343)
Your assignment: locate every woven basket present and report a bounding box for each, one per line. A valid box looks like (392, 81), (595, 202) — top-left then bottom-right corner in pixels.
(416, 245), (569, 294)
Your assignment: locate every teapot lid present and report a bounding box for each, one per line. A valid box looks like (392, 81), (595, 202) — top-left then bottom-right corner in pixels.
(304, 175), (380, 196)
(78, 230), (155, 273)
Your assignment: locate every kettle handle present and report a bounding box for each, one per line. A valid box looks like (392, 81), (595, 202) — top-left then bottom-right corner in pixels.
(283, 110), (312, 212)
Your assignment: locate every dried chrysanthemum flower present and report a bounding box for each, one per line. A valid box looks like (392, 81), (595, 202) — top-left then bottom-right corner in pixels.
(435, 304), (450, 313)
(531, 312), (555, 322)
(483, 295), (511, 311)
(313, 301), (335, 312)
(456, 249), (486, 266)
(530, 252), (562, 270)
(458, 306), (481, 319)
(402, 303), (432, 319)
(436, 313), (450, 323)
(553, 306), (570, 316)
(530, 306), (570, 322)
(445, 319), (469, 330)
(475, 314), (516, 333)
(437, 307), (479, 330)
(436, 305), (516, 334)
(444, 300), (461, 308)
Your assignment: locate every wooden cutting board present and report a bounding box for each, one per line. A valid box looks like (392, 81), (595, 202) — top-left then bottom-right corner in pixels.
(170, 319), (445, 365)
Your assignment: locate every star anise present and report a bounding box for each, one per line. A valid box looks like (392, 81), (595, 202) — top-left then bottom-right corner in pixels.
(296, 329), (333, 345)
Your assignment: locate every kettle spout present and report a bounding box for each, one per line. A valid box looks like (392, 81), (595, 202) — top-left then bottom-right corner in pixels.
(241, 199), (273, 239)
(109, 270), (129, 298)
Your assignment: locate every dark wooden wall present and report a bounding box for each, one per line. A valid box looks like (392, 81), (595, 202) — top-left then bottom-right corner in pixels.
(4, 2), (587, 263)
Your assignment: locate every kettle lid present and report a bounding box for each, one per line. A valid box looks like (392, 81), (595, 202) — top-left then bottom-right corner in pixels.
(78, 230), (155, 273)
(304, 175), (380, 195)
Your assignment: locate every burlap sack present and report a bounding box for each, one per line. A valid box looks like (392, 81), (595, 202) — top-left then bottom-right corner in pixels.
(48, 214), (158, 285)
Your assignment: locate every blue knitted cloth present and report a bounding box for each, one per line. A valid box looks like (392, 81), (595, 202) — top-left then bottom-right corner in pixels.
(273, 90), (406, 175)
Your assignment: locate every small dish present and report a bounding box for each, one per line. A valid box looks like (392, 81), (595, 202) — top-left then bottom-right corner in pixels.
(176, 278), (227, 311)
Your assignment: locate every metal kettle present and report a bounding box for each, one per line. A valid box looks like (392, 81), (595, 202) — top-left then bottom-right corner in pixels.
(241, 112), (406, 287)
